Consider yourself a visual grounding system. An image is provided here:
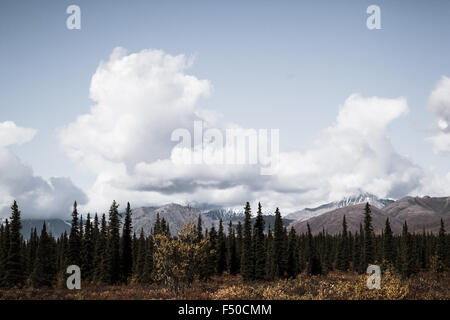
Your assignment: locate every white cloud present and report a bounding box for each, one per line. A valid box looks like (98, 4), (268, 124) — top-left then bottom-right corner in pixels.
(428, 76), (450, 153)
(59, 47), (433, 214)
(0, 121), (87, 219)
(0, 121), (36, 148)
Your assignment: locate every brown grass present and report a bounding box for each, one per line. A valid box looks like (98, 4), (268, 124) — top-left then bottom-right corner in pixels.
(0, 272), (448, 300)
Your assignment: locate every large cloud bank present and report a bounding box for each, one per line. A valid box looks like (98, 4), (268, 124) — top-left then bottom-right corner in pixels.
(58, 47), (445, 214)
(0, 122), (87, 219)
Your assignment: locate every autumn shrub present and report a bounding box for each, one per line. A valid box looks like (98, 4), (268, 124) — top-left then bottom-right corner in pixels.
(152, 222), (209, 294)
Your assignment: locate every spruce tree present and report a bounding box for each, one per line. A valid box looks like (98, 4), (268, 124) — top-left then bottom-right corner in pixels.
(135, 229), (146, 282)
(81, 213), (94, 281)
(236, 221), (243, 273)
(306, 223), (322, 275)
(241, 202), (254, 281)
(336, 215), (350, 271)
(253, 203), (266, 280)
(94, 214), (107, 283)
(216, 219), (227, 275)
(5, 201), (25, 288)
(121, 202), (133, 282)
(363, 202), (374, 266)
(206, 226), (217, 278)
(436, 219), (446, 272)
(400, 221), (413, 278)
(31, 222), (56, 287)
(105, 200), (121, 284)
(226, 221), (238, 275)
(383, 218), (394, 266)
(196, 215), (203, 241)
(68, 201), (81, 267)
(272, 207), (287, 278)
(287, 227), (299, 278)
(265, 226), (275, 279)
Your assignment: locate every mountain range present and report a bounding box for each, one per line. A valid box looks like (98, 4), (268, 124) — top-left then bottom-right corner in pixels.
(290, 195), (450, 235)
(7, 193), (450, 239)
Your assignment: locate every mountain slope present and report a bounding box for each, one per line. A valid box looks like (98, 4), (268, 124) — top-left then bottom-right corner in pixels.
(131, 203), (216, 235)
(383, 196), (450, 232)
(285, 193), (394, 222)
(290, 196), (450, 235)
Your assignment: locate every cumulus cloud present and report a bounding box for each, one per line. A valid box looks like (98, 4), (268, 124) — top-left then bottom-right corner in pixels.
(59, 47), (432, 213)
(0, 122), (87, 219)
(0, 121), (36, 147)
(428, 76), (450, 153)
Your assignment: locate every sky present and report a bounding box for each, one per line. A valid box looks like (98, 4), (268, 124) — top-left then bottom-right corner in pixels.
(1, 0), (450, 218)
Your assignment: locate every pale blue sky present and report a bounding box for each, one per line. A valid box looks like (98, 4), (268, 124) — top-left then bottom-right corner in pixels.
(1, 0), (450, 215)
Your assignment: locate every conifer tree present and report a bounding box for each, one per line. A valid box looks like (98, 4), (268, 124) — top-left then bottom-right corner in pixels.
(226, 221), (238, 275)
(241, 202), (254, 281)
(81, 213), (94, 281)
(253, 203), (266, 280)
(287, 227), (299, 278)
(265, 226), (275, 279)
(31, 223), (56, 287)
(196, 215), (203, 241)
(235, 221), (243, 273)
(26, 228), (38, 275)
(400, 221), (413, 278)
(68, 201), (81, 267)
(306, 223), (322, 275)
(272, 207), (287, 278)
(216, 219), (227, 275)
(135, 228), (146, 282)
(5, 201), (25, 288)
(336, 215), (350, 271)
(0, 222), (8, 286)
(121, 202), (133, 282)
(94, 214), (107, 283)
(105, 200), (121, 284)
(383, 218), (394, 266)
(436, 219), (446, 272)
(363, 202), (374, 266)
(204, 226), (217, 279)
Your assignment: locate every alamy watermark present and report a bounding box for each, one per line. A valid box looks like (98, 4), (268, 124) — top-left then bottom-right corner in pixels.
(171, 121), (280, 175)
(366, 265), (381, 290)
(66, 265), (81, 290)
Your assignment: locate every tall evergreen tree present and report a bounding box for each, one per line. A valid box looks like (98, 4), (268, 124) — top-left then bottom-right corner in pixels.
(94, 214), (107, 283)
(287, 227), (299, 278)
(306, 223), (322, 275)
(241, 202), (254, 281)
(68, 201), (81, 267)
(196, 215), (203, 241)
(437, 219), (446, 272)
(253, 203), (266, 280)
(400, 221), (413, 278)
(336, 215), (350, 271)
(363, 202), (374, 267)
(226, 221), (239, 275)
(31, 222), (56, 287)
(81, 213), (94, 281)
(105, 200), (121, 284)
(265, 226), (275, 279)
(216, 219), (227, 275)
(4, 201), (25, 288)
(235, 221), (243, 273)
(272, 207), (287, 278)
(121, 202), (133, 282)
(383, 218), (394, 266)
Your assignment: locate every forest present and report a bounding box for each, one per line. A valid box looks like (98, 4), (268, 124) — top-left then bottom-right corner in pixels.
(0, 200), (449, 299)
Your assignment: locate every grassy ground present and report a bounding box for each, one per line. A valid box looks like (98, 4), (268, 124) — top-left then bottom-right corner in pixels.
(0, 271), (448, 300)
